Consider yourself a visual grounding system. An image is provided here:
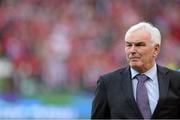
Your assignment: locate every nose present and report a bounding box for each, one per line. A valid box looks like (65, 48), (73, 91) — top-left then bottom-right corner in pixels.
(129, 45), (137, 53)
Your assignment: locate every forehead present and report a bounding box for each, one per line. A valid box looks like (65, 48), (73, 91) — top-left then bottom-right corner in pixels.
(126, 29), (151, 43)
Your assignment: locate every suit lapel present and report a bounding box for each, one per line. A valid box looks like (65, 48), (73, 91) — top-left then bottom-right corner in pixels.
(121, 67), (143, 118)
(152, 65), (170, 117)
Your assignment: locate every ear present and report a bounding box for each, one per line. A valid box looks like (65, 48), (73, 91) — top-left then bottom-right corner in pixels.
(153, 44), (160, 57)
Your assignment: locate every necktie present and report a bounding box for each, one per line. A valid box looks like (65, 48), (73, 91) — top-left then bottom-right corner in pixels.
(136, 74), (151, 119)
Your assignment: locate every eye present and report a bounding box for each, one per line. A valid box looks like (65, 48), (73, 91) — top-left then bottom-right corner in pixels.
(126, 44), (132, 47)
(125, 43), (132, 47)
(135, 42), (146, 47)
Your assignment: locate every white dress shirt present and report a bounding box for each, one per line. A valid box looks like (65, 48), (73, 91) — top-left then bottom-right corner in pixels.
(131, 63), (159, 114)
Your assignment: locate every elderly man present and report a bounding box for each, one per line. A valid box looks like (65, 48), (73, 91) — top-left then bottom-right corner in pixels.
(91, 22), (180, 119)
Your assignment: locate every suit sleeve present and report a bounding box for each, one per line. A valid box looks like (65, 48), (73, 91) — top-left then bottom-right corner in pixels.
(91, 76), (110, 119)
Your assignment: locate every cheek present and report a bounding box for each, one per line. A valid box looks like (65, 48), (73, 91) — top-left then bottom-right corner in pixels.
(142, 52), (154, 61)
(125, 48), (128, 53)
(125, 49), (130, 56)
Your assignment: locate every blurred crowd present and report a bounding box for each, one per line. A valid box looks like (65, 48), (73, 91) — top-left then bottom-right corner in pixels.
(0, 0), (180, 97)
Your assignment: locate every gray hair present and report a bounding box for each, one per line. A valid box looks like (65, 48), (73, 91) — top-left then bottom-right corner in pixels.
(125, 22), (161, 45)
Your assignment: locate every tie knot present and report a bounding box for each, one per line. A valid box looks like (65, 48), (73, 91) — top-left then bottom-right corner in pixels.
(136, 74), (148, 83)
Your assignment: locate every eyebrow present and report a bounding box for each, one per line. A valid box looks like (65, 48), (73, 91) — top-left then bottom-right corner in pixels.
(125, 41), (146, 46)
(126, 41), (145, 44)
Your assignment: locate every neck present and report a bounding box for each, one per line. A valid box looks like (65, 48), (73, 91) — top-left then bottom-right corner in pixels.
(133, 62), (155, 74)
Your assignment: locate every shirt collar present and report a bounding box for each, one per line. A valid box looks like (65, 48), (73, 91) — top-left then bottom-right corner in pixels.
(130, 63), (157, 80)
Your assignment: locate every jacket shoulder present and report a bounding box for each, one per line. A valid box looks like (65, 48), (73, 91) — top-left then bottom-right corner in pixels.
(158, 65), (180, 78)
(100, 67), (128, 82)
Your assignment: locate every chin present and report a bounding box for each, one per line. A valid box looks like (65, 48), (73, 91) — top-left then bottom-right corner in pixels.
(129, 62), (142, 70)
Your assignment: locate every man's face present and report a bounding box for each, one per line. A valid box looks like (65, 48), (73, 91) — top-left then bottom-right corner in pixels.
(125, 29), (160, 73)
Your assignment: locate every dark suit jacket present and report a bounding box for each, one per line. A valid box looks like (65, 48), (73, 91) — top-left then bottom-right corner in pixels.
(91, 65), (180, 119)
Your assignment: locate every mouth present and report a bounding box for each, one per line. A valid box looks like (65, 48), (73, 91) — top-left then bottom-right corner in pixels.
(129, 57), (140, 61)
